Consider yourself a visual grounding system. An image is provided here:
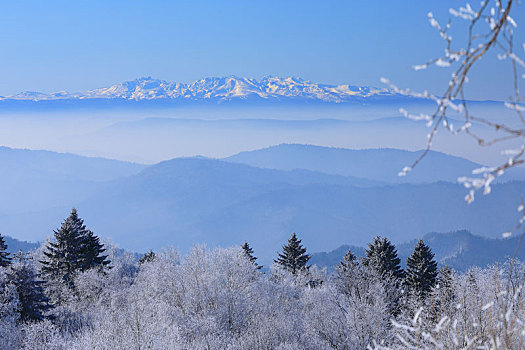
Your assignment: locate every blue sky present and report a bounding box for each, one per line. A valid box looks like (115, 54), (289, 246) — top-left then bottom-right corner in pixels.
(0, 0), (522, 99)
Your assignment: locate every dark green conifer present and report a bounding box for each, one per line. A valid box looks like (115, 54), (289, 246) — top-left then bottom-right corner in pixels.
(0, 233), (11, 267)
(40, 209), (85, 287)
(138, 250), (156, 265)
(79, 230), (110, 272)
(275, 232), (310, 275)
(362, 236), (404, 280)
(241, 242), (262, 269)
(405, 239), (438, 299)
(8, 251), (50, 322)
(40, 208), (110, 288)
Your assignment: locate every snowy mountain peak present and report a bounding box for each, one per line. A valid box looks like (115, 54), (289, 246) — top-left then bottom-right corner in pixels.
(0, 76), (400, 103)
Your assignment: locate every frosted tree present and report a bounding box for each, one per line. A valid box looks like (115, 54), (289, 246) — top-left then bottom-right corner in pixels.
(428, 265), (456, 322)
(0, 233), (11, 267)
(275, 233), (311, 275)
(0, 269), (21, 350)
(7, 251), (50, 323)
(405, 239), (438, 299)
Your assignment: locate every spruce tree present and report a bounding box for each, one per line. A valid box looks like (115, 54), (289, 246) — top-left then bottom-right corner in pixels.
(138, 250), (156, 265)
(79, 230), (110, 272)
(0, 233), (11, 267)
(338, 249), (358, 273)
(40, 209), (85, 287)
(40, 208), (109, 288)
(405, 239), (438, 299)
(362, 236), (404, 316)
(275, 232), (310, 275)
(8, 251), (50, 322)
(241, 242), (262, 269)
(361, 236), (404, 280)
(335, 249), (359, 295)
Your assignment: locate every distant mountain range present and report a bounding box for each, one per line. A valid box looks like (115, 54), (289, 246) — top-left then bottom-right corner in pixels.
(310, 230), (525, 273)
(0, 144), (524, 264)
(226, 144), (525, 184)
(0, 76), (408, 104)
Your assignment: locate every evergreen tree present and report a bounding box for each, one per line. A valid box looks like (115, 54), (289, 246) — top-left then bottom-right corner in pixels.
(338, 249), (358, 273)
(8, 251), (50, 322)
(0, 233), (11, 267)
(138, 250), (156, 265)
(275, 232), (310, 275)
(40, 209), (85, 288)
(405, 239), (438, 299)
(241, 242), (262, 269)
(79, 230), (110, 272)
(40, 208), (109, 288)
(361, 236), (404, 280)
(335, 249), (359, 295)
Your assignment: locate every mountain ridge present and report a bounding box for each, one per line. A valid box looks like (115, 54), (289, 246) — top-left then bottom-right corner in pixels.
(0, 76), (404, 103)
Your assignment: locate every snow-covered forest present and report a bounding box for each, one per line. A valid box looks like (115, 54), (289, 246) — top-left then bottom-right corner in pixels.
(0, 209), (523, 349)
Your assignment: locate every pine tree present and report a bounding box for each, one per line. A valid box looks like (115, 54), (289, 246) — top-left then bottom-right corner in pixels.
(405, 239), (438, 299)
(40, 209), (85, 288)
(40, 208), (109, 288)
(361, 236), (404, 280)
(241, 242), (262, 269)
(0, 233), (11, 267)
(275, 232), (310, 275)
(79, 230), (110, 272)
(338, 249), (358, 273)
(8, 251), (50, 322)
(138, 250), (156, 265)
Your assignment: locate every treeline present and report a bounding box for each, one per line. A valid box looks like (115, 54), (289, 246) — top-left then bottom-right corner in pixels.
(0, 209), (524, 349)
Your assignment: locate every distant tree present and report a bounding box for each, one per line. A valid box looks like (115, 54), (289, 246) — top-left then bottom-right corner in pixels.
(0, 233), (11, 268)
(334, 249), (360, 295)
(361, 236), (404, 280)
(8, 251), (50, 322)
(338, 249), (358, 273)
(138, 250), (156, 265)
(405, 239), (438, 299)
(275, 232), (310, 275)
(241, 242), (262, 270)
(79, 230), (110, 272)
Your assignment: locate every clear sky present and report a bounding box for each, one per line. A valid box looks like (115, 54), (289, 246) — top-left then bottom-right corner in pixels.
(0, 0), (522, 99)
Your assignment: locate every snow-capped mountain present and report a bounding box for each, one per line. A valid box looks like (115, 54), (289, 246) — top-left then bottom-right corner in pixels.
(0, 76), (400, 103)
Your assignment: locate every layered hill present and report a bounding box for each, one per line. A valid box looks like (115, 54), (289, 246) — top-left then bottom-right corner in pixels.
(225, 144), (525, 183)
(0, 145), (523, 265)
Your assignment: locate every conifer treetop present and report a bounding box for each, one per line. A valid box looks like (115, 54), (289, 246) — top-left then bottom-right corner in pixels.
(275, 232), (311, 275)
(0, 233), (11, 268)
(405, 239), (438, 298)
(362, 236), (404, 280)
